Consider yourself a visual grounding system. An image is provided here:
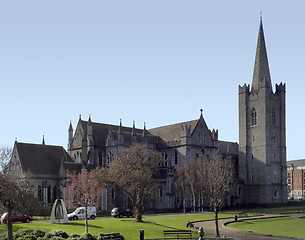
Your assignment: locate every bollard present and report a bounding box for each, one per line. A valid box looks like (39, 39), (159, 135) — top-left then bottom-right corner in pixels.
(198, 227), (204, 240)
(139, 229), (144, 240)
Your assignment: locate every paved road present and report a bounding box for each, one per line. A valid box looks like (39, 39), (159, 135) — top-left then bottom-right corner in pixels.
(192, 214), (305, 240)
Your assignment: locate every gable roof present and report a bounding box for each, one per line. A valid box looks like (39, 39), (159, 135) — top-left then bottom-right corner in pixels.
(14, 142), (74, 175)
(148, 119), (198, 143)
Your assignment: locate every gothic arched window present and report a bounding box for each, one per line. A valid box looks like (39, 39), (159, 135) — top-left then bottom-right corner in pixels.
(251, 108), (257, 126)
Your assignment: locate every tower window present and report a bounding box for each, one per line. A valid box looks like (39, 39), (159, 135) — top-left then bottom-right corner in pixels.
(174, 150), (178, 165)
(251, 108), (257, 126)
(274, 189), (278, 198)
(272, 108), (276, 125)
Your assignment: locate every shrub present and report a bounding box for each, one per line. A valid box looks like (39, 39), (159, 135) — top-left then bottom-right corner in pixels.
(15, 229), (35, 238)
(68, 233), (80, 240)
(16, 234), (37, 240)
(46, 230), (69, 239)
(33, 229), (47, 238)
(0, 232), (8, 240)
(48, 237), (66, 240)
(15, 229), (47, 239)
(37, 237), (47, 240)
(79, 233), (96, 240)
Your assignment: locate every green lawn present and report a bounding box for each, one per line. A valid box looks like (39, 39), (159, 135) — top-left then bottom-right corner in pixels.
(228, 217), (305, 238)
(0, 213), (234, 240)
(248, 206), (305, 215)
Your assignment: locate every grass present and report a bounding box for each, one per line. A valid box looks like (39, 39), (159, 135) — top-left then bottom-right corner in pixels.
(0, 213), (235, 240)
(228, 217), (305, 238)
(248, 206), (305, 214)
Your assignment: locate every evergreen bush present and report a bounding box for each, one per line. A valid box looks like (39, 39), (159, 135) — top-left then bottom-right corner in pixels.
(67, 233), (81, 240)
(79, 233), (96, 240)
(46, 230), (69, 239)
(16, 234), (37, 240)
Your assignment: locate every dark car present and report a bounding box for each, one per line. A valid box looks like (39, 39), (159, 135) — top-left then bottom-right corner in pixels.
(0, 212), (32, 224)
(111, 208), (133, 218)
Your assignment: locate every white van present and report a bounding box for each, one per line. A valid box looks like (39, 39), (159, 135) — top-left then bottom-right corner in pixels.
(67, 207), (96, 220)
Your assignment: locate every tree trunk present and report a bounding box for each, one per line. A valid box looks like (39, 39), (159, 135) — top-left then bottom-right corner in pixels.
(134, 195), (144, 222)
(85, 206), (88, 234)
(7, 207), (13, 240)
(183, 195), (186, 213)
(214, 206), (220, 237)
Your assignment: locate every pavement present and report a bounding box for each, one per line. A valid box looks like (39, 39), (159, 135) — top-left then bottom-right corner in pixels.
(191, 214), (305, 240)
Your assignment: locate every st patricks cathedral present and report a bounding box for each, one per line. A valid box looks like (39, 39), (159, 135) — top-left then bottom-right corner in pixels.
(8, 19), (287, 211)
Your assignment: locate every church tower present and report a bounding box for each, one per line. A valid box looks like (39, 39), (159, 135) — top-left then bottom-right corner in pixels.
(239, 18), (287, 205)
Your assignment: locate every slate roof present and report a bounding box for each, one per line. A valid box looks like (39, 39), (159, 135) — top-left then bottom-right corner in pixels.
(15, 142), (74, 175)
(287, 159), (305, 167)
(218, 141), (239, 156)
(64, 162), (96, 173)
(148, 120), (198, 143)
(77, 120), (159, 147)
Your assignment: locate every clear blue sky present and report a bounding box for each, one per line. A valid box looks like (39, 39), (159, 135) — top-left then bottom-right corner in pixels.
(0, 1), (304, 161)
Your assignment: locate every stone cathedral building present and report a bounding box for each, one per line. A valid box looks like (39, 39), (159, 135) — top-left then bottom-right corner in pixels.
(9, 19), (287, 211)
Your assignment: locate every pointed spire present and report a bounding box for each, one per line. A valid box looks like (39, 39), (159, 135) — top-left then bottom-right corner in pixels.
(132, 121), (136, 136)
(251, 17), (272, 92)
(42, 135), (45, 145)
(69, 121), (73, 131)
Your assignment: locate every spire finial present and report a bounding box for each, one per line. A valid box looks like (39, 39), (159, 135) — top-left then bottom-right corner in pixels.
(142, 122), (146, 137)
(88, 114), (92, 123)
(200, 109), (203, 115)
(118, 119), (122, 135)
(79, 114), (82, 120)
(42, 135), (45, 145)
(260, 11), (262, 21)
(132, 121), (136, 136)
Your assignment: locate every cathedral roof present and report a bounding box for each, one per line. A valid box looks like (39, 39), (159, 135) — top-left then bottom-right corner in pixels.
(13, 142), (74, 175)
(63, 162), (96, 173)
(218, 141), (239, 156)
(251, 18), (272, 92)
(148, 119), (198, 143)
(77, 120), (159, 147)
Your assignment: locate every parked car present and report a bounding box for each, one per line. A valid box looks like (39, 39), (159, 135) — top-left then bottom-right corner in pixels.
(0, 212), (32, 224)
(67, 207), (96, 220)
(111, 208), (133, 218)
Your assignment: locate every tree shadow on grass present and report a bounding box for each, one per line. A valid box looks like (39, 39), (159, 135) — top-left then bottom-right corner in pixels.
(68, 221), (104, 231)
(121, 220), (181, 230)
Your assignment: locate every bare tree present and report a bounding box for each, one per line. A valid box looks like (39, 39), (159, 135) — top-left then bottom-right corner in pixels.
(108, 144), (162, 222)
(0, 171), (38, 240)
(0, 146), (12, 173)
(198, 151), (237, 237)
(60, 168), (105, 234)
(175, 159), (200, 212)
(174, 165), (187, 213)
